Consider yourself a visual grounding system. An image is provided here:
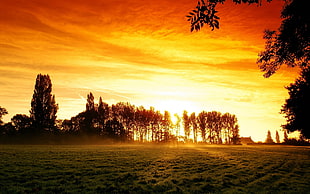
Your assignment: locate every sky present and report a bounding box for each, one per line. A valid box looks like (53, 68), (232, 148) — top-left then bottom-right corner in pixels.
(0, 0), (299, 141)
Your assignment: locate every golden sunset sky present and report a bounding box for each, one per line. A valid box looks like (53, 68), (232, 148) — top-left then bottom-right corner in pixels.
(0, 0), (299, 141)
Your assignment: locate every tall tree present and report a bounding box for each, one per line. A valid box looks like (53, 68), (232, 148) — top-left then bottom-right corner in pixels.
(81, 92), (99, 135)
(86, 92), (95, 111)
(265, 130), (275, 143)
(226, 113), (239, 144)
(190, 112), (198, 143)
(197, 111), (207, 142)
(30, 74), (58, 132)
(162, 110), (172, 142)
(231, 124), (240, 145)
(97, 97), (110, 136)
(275, 130), (280, 143)
(183, 110), (191, 142)
(281, 67), (310, 139)
(174, 113), (181, 140)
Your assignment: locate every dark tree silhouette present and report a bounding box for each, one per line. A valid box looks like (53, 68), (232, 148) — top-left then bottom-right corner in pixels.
(11, 114), (32, 135)
(190, 112), (198, 143)
(98, 97), (110, 136)
(86, 92), (95, 111)
(113, 102), (135, 141)
(188, 0), (309, 77)
(187, 0), (271, 32)
(0, 106), (8, 126)
(231, 124), (240, 144)
(1, 83), (241, 144)
(265, 130), (275, 143)
(258, 0), (309, 77)
(183, 110), (191, 142)
(281, 67), (310, 139)
(284, 130), (288, 142)
(79, 92), (100, 135)
(275, 130), (280, 143)
(30, 74), (58, 133)
(174, 113), (181, 141)
(197, 111), (207, 142)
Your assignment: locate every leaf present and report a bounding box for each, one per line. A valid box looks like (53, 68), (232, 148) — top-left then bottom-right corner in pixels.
(214, 20), (220, 29)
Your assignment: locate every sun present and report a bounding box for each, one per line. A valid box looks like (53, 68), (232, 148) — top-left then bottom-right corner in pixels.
(152, 99), (199, 117)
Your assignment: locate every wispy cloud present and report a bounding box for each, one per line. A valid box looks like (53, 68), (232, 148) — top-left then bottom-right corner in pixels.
(0, 0), (293, 141)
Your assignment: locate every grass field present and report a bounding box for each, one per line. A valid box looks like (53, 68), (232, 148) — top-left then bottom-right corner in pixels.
(0, 144), (309, 193)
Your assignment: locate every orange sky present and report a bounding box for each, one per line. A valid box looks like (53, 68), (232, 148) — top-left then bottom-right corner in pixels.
(0, 0), (299, 141)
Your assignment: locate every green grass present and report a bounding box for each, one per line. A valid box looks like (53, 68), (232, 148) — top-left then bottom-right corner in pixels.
(0, 144), (309, 193)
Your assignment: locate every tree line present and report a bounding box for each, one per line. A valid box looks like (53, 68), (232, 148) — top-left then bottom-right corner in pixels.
(0, 74), (240, 144)
(187, 0), (309, 140)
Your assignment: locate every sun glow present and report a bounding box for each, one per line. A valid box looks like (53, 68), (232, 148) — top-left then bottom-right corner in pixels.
(0, 0), (295, 141)
(151, 99), (199, 116)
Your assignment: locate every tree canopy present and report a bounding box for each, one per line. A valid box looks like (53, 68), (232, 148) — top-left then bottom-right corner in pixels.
(187, 0), (309, 77)
(30, 74), (58, 133)
(0, 75), (241, 144)
(281, 66), (310, 139)
(188, 0), (309, 140)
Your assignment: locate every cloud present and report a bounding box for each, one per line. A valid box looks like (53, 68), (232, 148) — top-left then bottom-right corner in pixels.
(0, 0), (294, 141)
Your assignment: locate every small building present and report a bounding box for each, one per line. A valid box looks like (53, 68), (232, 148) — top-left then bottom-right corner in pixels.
(240, 137), (255, 145)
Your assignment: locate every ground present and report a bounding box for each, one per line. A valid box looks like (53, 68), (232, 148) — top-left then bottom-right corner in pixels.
(0, 144), (309, 193)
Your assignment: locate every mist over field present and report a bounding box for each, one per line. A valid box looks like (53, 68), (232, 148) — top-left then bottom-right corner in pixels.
(1, 144), (309, 193)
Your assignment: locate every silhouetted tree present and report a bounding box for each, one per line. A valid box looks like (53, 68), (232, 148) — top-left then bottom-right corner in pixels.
(265, 130), (275, 144)
(187, 0), (272, 31)
(79, 92), (99, 135)
(150, 108), (163, 142)
(11, 114), (32, 135)
(284, 130), (288, 142)
(183, 110), (191, 142)
(112, 102), (135, 141)
(206, 111), (221, 143)
(231, 124), (240, 145)
(275, 130), (280, 143)
(174, 113), (181, 140)
(1, 122), (16, 137)
(60, 119), (73, 133)
(97, 97), (110, 136)
(188, 0), (309, 77)
(86, 92), (95, 111)
(190, 112), (198, 143)
(258, 0), (309, 77)
(197, 111), (207, 142)
(281, 67), (310, 139)
(221, 113), (231, 144)
(162, 110), (172, 142)
(105, 117), (125, 140)
(30, 74), (58, 133)
(227, 113), (239, 144)
(135, 106), (148, 142)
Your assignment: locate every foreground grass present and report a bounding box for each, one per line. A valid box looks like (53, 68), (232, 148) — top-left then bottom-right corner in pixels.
(0, 144), (309, 193)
